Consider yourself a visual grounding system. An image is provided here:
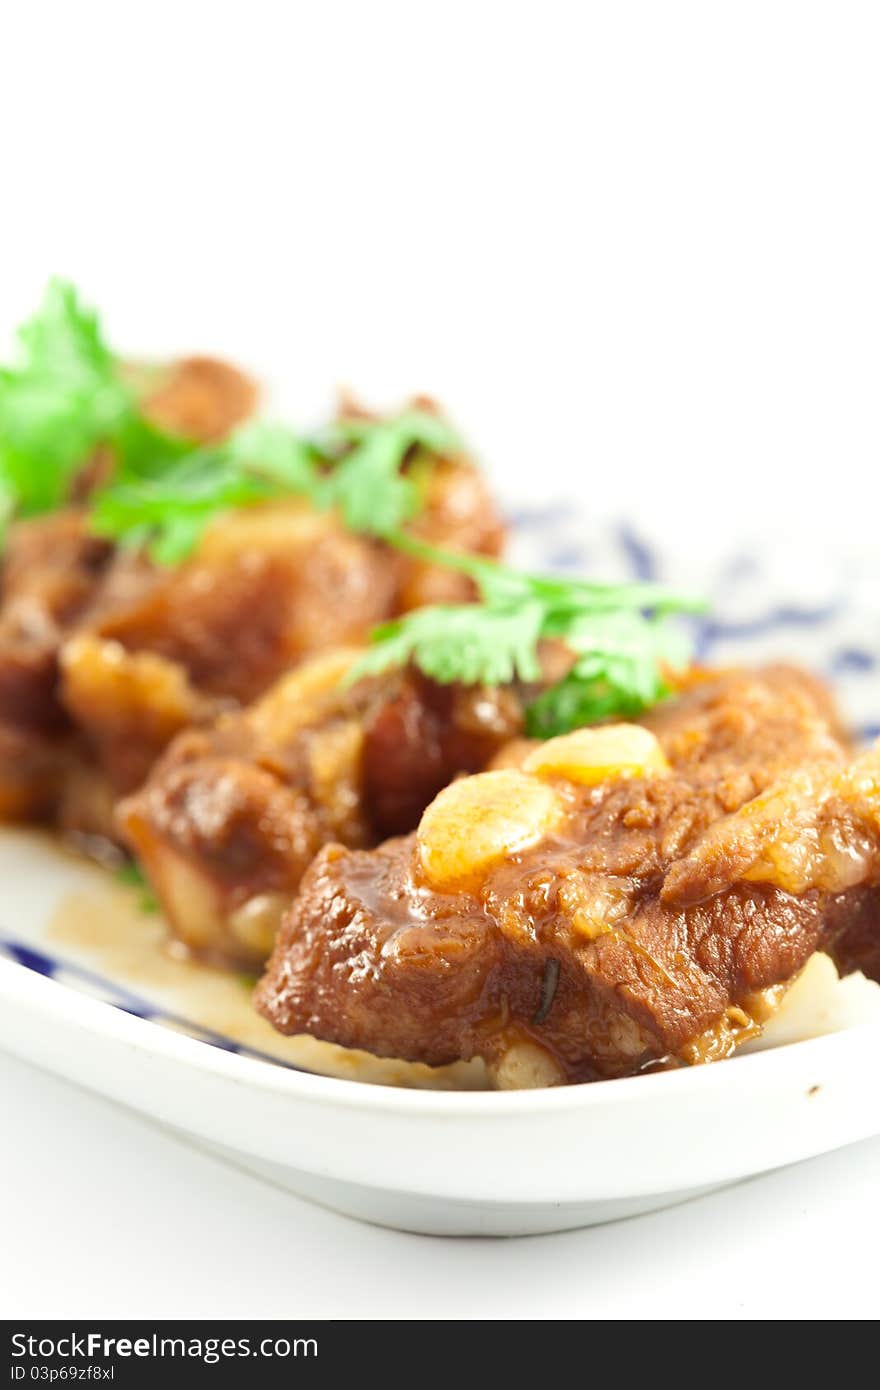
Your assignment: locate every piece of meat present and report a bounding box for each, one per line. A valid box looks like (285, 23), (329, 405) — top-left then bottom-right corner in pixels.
(332, 393), (504, 610)
(255, 666), (880, 1086)
(57, 407), (504, 833)
(118, 652), (526, 967)
(60, 634), (222, 796)
(0, 379), (504, 846)
(0, 723), (68, 820)
(72, 356), (260, 500)
(0, 512), (115, 734)
(127, 356), (259, 445)
(79, 396), (505, 708)
(394, 455), (505, 609)
(825, 889), (880, 984)
(0, 513), (116, 818)
(362, 672), (525, 836)
(57, 504), (422, 838)
(79, 505), (400, 705)
(0, 354), (258, 821)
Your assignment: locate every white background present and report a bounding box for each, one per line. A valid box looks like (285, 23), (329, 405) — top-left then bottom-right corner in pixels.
(2, 1), (879, 1320)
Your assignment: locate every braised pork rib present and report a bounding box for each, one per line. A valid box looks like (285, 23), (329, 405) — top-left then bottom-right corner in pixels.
(0, 394), (503, 843)
(255, 667), (880, 1084)
(118, 658), (528, 966)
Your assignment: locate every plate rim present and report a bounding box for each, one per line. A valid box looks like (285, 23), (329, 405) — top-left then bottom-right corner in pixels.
(4, 952), (879, 1117)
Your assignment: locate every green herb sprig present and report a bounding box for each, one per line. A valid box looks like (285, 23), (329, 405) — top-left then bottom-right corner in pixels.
(0, 281), (460, 560)
(316, 409), (460, 536)
(91, 422), (320, 564)
(93, 407), (461, 563)
(0, 280), (191, 527)
(349, 535), (704, 737)
(113, 860), (159, 914)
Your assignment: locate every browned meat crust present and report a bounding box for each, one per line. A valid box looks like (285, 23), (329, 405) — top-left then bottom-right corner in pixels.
(0, 512), (115, 734)
(0, 513), (117, 817)
(255, 667), (880, 1083)
(362, 672), (525, 837)
(0, 385), (504, 845)
(61, 440), (502, 820)
(394, 456), (505, 610)
(825, 888), (880, 983)
(79, 508), (398, 706)
(118, 657), (525, 967)
(132, 356), (259, 444)
(0, 355), (258, 823)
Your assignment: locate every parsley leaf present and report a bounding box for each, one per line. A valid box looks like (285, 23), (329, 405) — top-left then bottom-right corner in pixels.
(349, 535), (704, 737)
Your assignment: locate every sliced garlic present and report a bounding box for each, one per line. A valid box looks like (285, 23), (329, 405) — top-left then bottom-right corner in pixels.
(228, 892), (288, 957)
(244, 647), (361, 744)
(523, 723), (669, 786)
(198, 500), (331, 558)
(417, 769), (563, 889)
(489, 1040), (566, 1090)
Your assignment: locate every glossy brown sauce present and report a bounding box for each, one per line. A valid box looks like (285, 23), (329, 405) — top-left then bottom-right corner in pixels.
(47, 872), (488, 1089)
(1, 822), (874, 1090)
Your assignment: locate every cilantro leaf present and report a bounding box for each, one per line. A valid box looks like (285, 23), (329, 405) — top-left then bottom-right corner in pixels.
(0, 279), (192, 522)
(349, 536), (704, 737)
(318, 409), (460, 536)
(91, 409), (460, 563)
(91, 421), (321, 564)
(113, 859), (159, 914)
(0, 282), (464, 559)
(0, 280), (130, 514)
(525, 611), (691, 736)
(351, 601), (547, 687)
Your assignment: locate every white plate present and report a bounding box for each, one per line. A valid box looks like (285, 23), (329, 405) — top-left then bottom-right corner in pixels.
(1, 513), (879, 1235)
(2, 906), (880, 1236)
